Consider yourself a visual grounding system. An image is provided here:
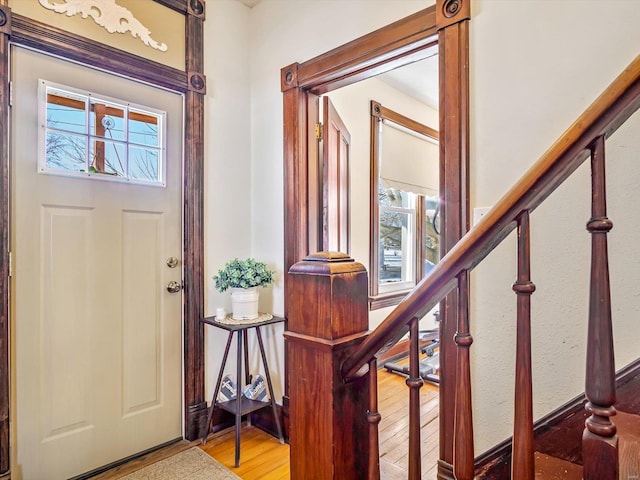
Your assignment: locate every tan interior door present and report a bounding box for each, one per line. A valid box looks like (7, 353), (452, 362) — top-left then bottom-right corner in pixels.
(11, 47), (183, 480)
(322, 96), (351, 253)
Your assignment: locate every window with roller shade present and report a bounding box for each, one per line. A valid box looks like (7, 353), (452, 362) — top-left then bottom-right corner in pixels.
(370, 101), (440, 307)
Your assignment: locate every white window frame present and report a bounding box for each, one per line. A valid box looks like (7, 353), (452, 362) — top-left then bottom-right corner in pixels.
(37, 79), (167, 187)
(378, 192), (417, 294)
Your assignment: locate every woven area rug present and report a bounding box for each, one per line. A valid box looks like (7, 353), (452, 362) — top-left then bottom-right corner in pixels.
(120, 447), (241, 480)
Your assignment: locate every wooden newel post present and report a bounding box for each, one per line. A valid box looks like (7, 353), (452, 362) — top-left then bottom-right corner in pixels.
(285, 252), (372, 479)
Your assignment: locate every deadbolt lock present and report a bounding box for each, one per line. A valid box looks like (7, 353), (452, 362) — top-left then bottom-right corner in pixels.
(166, 257), (179, 268)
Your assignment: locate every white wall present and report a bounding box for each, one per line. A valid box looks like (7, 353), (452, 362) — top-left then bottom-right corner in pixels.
(202, 0), (432, 402)
(470, 0), (640, 453)
(202, 0), (431, 400)
(247, 0), (433, 316)
(204, 0), (640, 458)
(203, 0), (253, 399)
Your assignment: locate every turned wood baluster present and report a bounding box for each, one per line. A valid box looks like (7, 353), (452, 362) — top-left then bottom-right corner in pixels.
(583, 135), (618, 479)
(407, 317), (423, 480)
(367, 358), (381, 480)
(511, 211), (535, 479)
(454, 271), (474, 480)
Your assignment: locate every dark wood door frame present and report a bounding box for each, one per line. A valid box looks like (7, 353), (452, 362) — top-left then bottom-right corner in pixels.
(281, 1), (470, 477)
(0, 0), (207, 472)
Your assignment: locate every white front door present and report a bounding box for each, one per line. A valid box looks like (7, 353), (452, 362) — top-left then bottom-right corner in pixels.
(11, 47), (183, 480)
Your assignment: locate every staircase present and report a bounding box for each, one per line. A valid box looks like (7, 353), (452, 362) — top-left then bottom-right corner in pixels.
(286, 53), (640, 479)
(477, 363), (640, 478)
(489, 414), (640, 479)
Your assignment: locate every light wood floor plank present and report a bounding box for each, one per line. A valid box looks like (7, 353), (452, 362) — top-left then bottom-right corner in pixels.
(202, 367), (440, 479)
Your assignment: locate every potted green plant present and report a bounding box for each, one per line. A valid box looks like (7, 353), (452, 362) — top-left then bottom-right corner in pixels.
(212, 258), (275, 320)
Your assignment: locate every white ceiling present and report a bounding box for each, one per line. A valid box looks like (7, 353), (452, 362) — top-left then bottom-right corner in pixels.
(376, 54), (439, 110)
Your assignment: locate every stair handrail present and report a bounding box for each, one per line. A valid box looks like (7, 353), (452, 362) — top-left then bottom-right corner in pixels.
(342, 54), (640, 381)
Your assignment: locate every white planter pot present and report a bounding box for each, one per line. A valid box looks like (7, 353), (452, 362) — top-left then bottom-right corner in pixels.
(230, 287), (259, 320)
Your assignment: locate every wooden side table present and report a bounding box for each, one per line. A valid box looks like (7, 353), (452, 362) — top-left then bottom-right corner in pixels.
(201, 314), (285, 467)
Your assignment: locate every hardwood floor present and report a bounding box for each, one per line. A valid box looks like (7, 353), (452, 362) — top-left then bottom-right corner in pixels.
(90, 365), (440, 479)
(201, 366), (440, 479)
(200, 426), (290, 479)
(376, 367), (440, 480)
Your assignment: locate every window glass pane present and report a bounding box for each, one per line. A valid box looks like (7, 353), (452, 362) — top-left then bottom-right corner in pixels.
(46, 90), (86, 134)
(39, 80), (166, 186)
(379, 209), (413, 284)
(379, 183), (412, 208)
(90, 100), (125, 141)
(424, 196), (440, 276)
(90, 139), (125, 176)
(129, 146), (160, 182)
(129, 109), (160, 147)
(45, 131), (87, 171)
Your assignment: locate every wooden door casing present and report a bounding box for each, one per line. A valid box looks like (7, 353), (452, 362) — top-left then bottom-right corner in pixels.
(0, 0), (207, 474)
(281, 2), (470, 476)
(12, 46), (184, 478)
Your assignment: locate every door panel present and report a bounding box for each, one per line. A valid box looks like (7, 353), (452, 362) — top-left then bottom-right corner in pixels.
(41, 206), (93, 438)
(122, 211), (163, 413)
(11, 47), (183, 480)
(322, 96), (351, 253)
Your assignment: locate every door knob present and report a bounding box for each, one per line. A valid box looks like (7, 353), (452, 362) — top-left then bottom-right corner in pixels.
(166, 281), (182, 293)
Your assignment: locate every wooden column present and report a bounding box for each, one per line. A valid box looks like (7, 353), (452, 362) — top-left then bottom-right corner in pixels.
(367, 358), (381, 480)
(453, 271), (474, 480)
(436, 0), (471, 477)
(512, 211), (535, 479)
(583, 135), (618, 479)
(0, 3), (9, 475)
(281, 62), (319, 437)
(184, 0), (207, 441)
(286, 252), (372, 479)
(407, 317), (424, 480)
